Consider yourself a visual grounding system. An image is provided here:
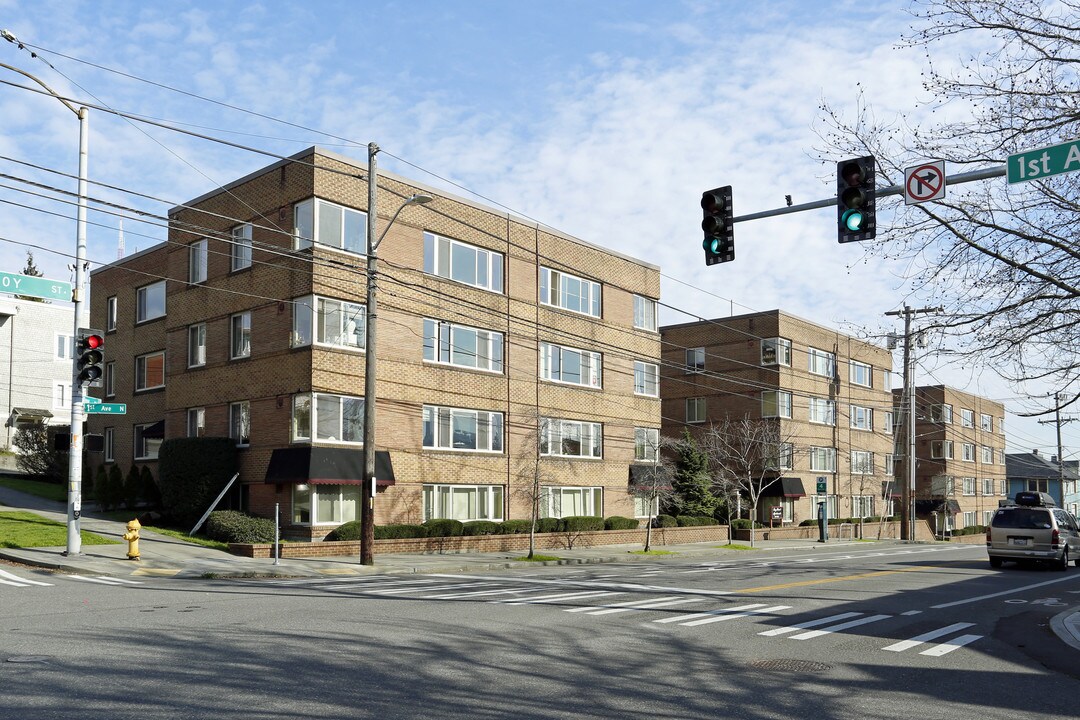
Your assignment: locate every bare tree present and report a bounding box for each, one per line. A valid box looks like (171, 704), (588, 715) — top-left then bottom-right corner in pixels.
(513, 413), (562, 559)
(700, 415), (799, 547)
(815, 0), (1080, 416)
(630, 434), (677, 552)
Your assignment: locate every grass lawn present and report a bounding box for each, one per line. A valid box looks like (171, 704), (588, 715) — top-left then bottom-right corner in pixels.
(514, 554), (561, 562)
(0, 510), (118, 548)
(0, 475), (66, 503)
(715, 543), (758, 550)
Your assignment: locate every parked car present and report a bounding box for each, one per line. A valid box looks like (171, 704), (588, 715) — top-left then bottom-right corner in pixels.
(986, 491), (1080, 570)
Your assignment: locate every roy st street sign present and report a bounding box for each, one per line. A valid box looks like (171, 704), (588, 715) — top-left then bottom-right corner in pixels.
(1007, 139), (1080, 184)
(0, 271), (72, 302)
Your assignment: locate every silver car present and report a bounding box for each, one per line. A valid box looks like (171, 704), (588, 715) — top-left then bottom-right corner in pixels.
(986, 491), (1080, 570)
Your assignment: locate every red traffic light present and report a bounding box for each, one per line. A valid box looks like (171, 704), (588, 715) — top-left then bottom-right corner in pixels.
(82, 333), (103, 350)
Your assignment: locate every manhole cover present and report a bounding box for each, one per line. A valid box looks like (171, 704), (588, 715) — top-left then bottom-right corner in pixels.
(750, 658), (832, 673)
(7, 656), (51, 664)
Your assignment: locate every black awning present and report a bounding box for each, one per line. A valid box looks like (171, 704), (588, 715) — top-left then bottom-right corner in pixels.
(628, 464), (672, 490)
(264, 447), (395, 486)
(915, 498), (962, 515)
(760, 477), (807, 498)
(141, 420), (165, 439)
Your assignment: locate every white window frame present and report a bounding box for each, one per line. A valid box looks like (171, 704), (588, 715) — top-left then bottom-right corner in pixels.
(884, 411), (894, 432)
(188, 239), (207, 284)
(761, 390), (792, 419)
(981, 413), (993, 432)
(961, 409), (975, 428)
(686, 397), (706, 424)
(810, 446), (836, 473)
(539, 267), (601, 318)
(106, 296), (117, 332)
(187, 407), (205, 438)
(230, 401), (250, 447)
(634, 495), (660, 519)
(1000, 479), (1008, 495)
(765, 442), (794, 471)
(931, 404), (953, 423)
(962, 443), (975, 462)
(423, 319), (503, 373)
(540, 418), (603, 459)
(188, 323), (206, 368)
(634, 427), (660, 462)
(136, 281), (166, 323)
(962, 477), (977, 496)
(231, 312), (251, 359)
(849, 361), (872, 387)
(634, 361), (659, 397)
(103, 427), (114, 463)
(982, 478), (995, 496)
(423, 484), (505, 522)
(882, 370), (893, 390)
(541, 486), (603, 519)
(807, 347), (836, 377)
(851, 450), (874, 475)
(761, 337), (792, 366)
(231, 223), (252, 271)
(53, 381), (67, 410)
(931, 440), (954, 459)
(850, 405), (872, 431)
(540, 342), (602, 388)
(423, 231), (504, 293)
(422, 405), (504, 453)
(104, 361), (115, 398)
(292, 483), (360, 526)
(294, 198), (367, 254)
(884, 453), (895, 476)
(55, 333), (74, 361)
(633, 295), (657, 331)
(810, 494), (839, 519)
(808, 397), (836, 426)
(133, 422), (162, 460)
(291, 392), (365, 444)
(686, 347), (705, 373)
(851, 495), (875, 518)
(135, 351), (165, 391)
(981, 446), (993, 464)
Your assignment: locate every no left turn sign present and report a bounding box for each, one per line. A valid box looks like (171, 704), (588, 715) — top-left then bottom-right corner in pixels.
(904, 160), (946, 205)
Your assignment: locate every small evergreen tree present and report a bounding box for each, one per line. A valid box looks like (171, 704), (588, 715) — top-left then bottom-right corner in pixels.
(93, 465), (109, 511)
(671, 429), (718, 517)
(139, 465), (160, 509)
(107, 464), (124, 511)
(123, 465), (141, 510)
(15, 250), (45, 303)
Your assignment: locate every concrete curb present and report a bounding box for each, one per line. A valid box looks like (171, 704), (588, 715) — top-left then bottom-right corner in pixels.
(1049, 608), (1080, 652)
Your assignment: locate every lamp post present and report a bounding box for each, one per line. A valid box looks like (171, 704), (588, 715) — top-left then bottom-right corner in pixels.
(0, 36), (90, 556)
(361, 142), (432, 565)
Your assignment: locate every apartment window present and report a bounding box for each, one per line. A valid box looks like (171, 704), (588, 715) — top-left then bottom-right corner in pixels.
(134, 422), (162, 460)
(884, 453), (895, 475)
(933, 475), (956, 496)
(634, 361), (659, 397)
(188, 239), (207, 283)
(294, 198), (367, 254)
(291, 393), (364, 443)
(136, 281), (166, 322)
(962, 443), (975, 462)
(765, 442), (794, 471)
(963, 511), (978, 528)
(423, 319), (502, 372)
(884, 411), (894, 431)
(187, 408), (205, 438)
(135, 351), (165, 391)
(634, 427), (660, 462)
(104, 362), (115, 398)
(231, 223), (252, 271)
(999, 479), (1008, 495)
(634, 495), (660, 519)
(686, 397), (706, 424)
(761, 390), (792, 419)
(931, 440), (953, 459)
(962, 477), (977, 496)
(998, 417), (1005, 435)
(810, 446), (836, 472)
(231, 312), (251, 359)
(982, 478), (995, 496)
(539, 342), (602, 388)
(230, 401), (250, 447)
(633, 295), (657, 331)
(761, 337), (792, 366)
(981, 413), (993, 432)
(539, 267), (600, 317)
(851, 451), (874, 474)
(423, 231), (503, 292)
(808, 397), (836, 425)
(106, 296), (117, 332)
(981, 446), (993, 464)
(541, 486), (602, 518)
(1027, 479), (1049, 493)
(540, 418), (603, 459)
(291, 296), (366, 350)
(422, 406), (504, 452)
(53, 382), (67, 410)
(850, 405), (872, 431)
(882, 370), (893, 390)
(292, 484), (360, 525)
(999, 449), (1006, 465)
(103, 427), (114, 463)
(188, 323), (206, 368)
(960, 409), (975, 428)
(686, 347), (705, 373)
(807, 347), (836, 377)
(423, 484), (505, 522)
(849, 361), (872, 387)
(931, 404), (953, 423)
(55, 333), (74, 360)
(810, 494), (839, 519)
(852, 495), (875, 518)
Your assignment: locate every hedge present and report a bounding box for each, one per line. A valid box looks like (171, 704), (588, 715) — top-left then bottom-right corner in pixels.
(562, 515), (605, 532)
(157, 437), (238, 526)
(731, 519), (764, 529)
(952, 525), (987, 536)
(653, 514), (677, 528)
(536, 517), (563, 533)
(423, 518), (464, 537)
(676, 515), (719, 527)
(499, 519), (533, 534)
(462, 520), (502, 536)
(205, 510), (277, 544)
(604, 516), (639, 530)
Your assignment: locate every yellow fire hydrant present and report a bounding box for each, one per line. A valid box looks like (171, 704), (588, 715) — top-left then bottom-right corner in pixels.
(122, 519), (141, 561)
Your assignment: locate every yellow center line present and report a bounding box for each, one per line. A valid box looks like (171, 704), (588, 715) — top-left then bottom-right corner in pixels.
(737, 565), (939, 594)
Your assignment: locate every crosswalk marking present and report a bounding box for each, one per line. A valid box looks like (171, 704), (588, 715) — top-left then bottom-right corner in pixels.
(680, 604), (791, 627)
(758, 611), (863, 637)
(366, 582), (486, 596)
(653, 603), (769, 625)
(583, 597), (704, 616)
(69, 576), (144, 586)
(919, 634), (983, 656)
(0, 568), (52, 587)
(788, 614), (892, 640)
(498, 590), (621, 606)
(883, 622), (975, 652)
(426, 587), (531, 600)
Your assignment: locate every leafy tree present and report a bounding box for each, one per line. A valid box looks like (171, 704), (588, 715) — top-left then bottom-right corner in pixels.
(12, 422), (68, 482)
(670, 430), (718, 518)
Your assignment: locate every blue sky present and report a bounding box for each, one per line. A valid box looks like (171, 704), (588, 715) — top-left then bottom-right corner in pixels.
(0, 0), (1070, 456)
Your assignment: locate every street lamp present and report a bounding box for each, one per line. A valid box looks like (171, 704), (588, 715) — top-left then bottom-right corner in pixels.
(361, 141), (432, 564)
(1, 32), (90, 556)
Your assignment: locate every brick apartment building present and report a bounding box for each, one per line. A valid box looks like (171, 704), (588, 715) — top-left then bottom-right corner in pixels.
(86, 147), (662, 539)
(896, 385), (1007, 533)
(660, 310), (896, 526)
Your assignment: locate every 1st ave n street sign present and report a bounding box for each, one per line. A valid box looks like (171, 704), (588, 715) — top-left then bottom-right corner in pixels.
(1008, 139), (1080, 184)
(84, 402), (126, 415)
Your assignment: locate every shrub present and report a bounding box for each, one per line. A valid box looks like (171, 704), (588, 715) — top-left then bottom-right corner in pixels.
(953, 525), (986, 536)
(562, 515), (605, 532)
(374, 524), (428, 540)
(499, 519), (533, 534)
(462, 520), (502, 536)
(157, 437), (238, 526)
(536, 517), (563, 533)
(107, 464), (124, 512)
(423, 518), (464, 537)
(731, 519), (764, 529)
(604, 516), (639, 530)
(676, 515), (719, 527)
(140, 466), (160, 509)
(325, 520), (361, 541)
(653, 514), (677, 528)
(123, 465), (141, 510)
(204, 510), (276, 544)
(799, 519), (818, 526)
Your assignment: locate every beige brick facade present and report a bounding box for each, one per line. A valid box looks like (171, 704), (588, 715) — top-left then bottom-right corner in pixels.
(86, 147), (661, 539)
(660, 310), (896, 526)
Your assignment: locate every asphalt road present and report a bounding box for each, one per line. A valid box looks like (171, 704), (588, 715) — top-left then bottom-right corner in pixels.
(3, 544), (1079, 719)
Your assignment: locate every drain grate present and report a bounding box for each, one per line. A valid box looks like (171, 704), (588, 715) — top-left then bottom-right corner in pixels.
(750, 658), (832, 673)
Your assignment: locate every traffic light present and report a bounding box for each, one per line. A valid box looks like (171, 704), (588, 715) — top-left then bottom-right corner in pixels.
(836, 156), (876, 242)
(76, 328), (104, 386)
(701, 185), (734, 265)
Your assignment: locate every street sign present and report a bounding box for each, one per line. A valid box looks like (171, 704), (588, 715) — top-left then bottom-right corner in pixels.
(816, 477), (827, 494)
(1008, 139), (1080, 184)
(83, 396), (101, 405)
(0, 271), (72, 301)
(904, 160), (946, 205)
(84, 402), (126, 415)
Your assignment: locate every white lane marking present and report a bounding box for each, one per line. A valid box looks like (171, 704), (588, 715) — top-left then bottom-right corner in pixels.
(498, 590), (621, 606)
(426, 587), (530, 600)
(680, 604), (791, 627)
(654, 603), (768, 624)
(70, 576), (127, 586)
(368, 582), (488, 596)
(434, 573), (735, 598)
(901, 610), (923, 616)
(931, 574), (1080, 609)
(683, 544), (978, 573)
(324, 579), (444, 590)
(0, 568), (52, 586)
(758, 612), (863, 637)
(564, 595), (680, 613)
(883, 623), (975, 652)
(789, 614), (892, 640)
(0, 577), (30, 587)
(100, 577), (143, 585)
(587, 597), (705, 615)
(919, 634), (983, 656)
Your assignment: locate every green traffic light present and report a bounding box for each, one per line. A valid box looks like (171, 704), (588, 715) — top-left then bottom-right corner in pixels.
(703, 237), (720, 255)
(842, 209), (865, 231)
